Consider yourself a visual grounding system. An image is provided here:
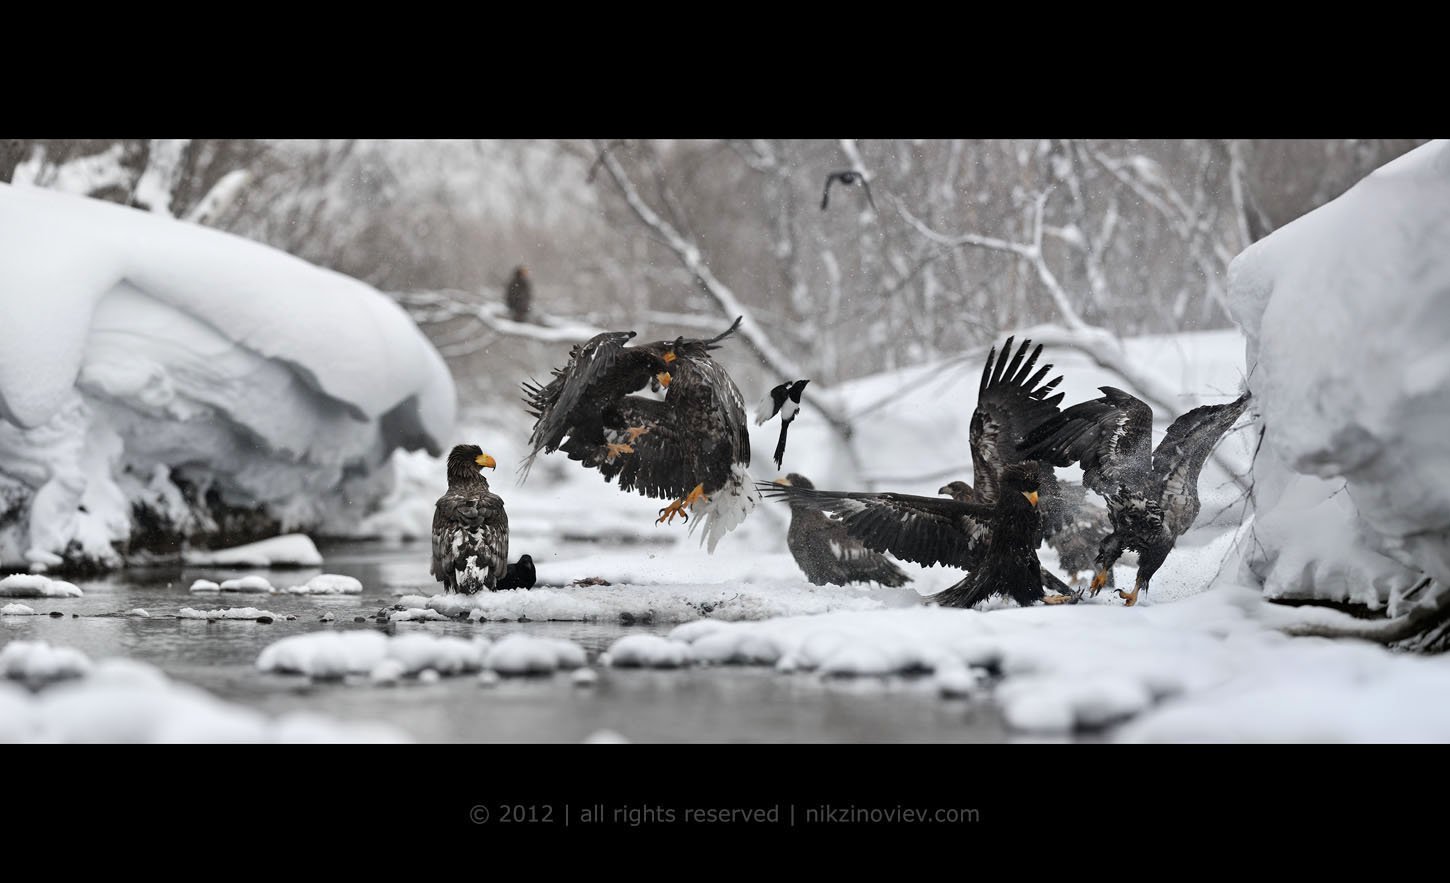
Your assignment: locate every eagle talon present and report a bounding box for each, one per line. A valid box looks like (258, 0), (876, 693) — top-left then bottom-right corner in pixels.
(605, 442), (635, 461)
(1089, 569), (1109, 597)
(1042, 592), (1080, 605)
(624, 425), (651, 445)
(656, 499), (690, 525)
(1117, 582), (1143, 607)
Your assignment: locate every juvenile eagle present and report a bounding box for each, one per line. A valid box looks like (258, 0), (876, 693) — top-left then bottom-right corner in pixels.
(522, 317), (757, 552)
(1022, 388), (1252, 606)
(773, 474), (910, 588)
(505, 265), (531, 323)
(757, 337), (1081, 605)
(431, 444), (509, 594)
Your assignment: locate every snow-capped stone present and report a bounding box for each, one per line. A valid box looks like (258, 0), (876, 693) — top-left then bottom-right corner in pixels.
(1, 640), (92, 683)
(483, 634), (586, 675)
(1, 603), (37, 616)
(218, 576), (273, 593)
(0, 574), (83, 598)
(182, 534), (323, 568)
(605, 635), (694, 669)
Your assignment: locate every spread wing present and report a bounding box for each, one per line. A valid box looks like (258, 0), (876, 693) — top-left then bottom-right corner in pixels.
(522, 330), (637, 474)
(970, 337), (1065, 504)
(431, 490), (509, 592)
(1022, 386), (1153, 496)
(762, 482), (994, 570)
(1152, 392), (1251, 536)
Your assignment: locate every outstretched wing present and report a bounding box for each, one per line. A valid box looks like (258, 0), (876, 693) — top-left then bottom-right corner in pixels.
(522, 330), (637, 471)
(1153, 392), (1251, 536)
(761, 482), (994, 570)
(970, 337), (1065, 504)
(1022, 386), (1153, 496)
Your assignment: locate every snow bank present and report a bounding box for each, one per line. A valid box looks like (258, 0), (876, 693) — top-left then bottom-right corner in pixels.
(0, 183), (455, 572)
(182, 534), (323, 568)
(256, 629), (587, 679)
(0, 652), (407, 743)
(1227, 139), (1450, 610)
(0, 574), (83, 597)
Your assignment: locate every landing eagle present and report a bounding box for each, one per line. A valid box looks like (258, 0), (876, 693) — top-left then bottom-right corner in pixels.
(522, 317), (757, 552)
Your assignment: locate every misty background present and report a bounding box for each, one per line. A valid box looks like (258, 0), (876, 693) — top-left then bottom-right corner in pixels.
(0, 138), (1423, 421)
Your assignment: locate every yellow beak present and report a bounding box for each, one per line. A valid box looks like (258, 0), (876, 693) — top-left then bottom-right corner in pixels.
(772, 477), (792, 487)
(475, 453), (497, 470)
(1022, 490), (1038, 507)
(662, 351), (677, 364)
(656, 371), (672, 388)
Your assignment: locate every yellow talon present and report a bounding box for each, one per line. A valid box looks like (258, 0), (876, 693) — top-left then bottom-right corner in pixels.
(624, 425), (651, 444)
(684, 483), (708, 509)
(1042, 592), (1079, 606)
(656, 498), (690, 525)
(605, 442), (634, 461)
(1117, 579), (1144, 607)
(1089, 569), (1109, 597)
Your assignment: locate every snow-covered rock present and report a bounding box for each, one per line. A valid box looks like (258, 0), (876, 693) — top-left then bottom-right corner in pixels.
(1227, 139), (1450, 611)
(188, 579), (220, 593)
(256, 630), (493, 679)
(1, 640), (93, 683)
(0, 574), (83, 597)
(182, 534), (323, 568)
(178, 607), (280, 621)
(606, 634), (695, 668)
(1, 603), (37, 615)
(483, 634), (587, 675)
(275, 573), (363, 595)
(0, 183), (455, 572)
(217, 576), (273, 593)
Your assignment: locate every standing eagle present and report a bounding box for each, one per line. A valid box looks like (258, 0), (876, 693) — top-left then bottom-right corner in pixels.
(758, 338), (1080, 606)
(522, 317), (757, 552)
(431, 444), (509, 594)
(939, 475), (1111, 583)
(772, 474), (910, 587)
(505, 265), (531, 322)
(1022, 387), (1252, 606)
(928, 462), (1056, 608)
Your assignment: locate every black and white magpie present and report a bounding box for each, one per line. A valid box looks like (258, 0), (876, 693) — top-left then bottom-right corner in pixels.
(755, 379), (810, 470)
(820, 170), (877, 213)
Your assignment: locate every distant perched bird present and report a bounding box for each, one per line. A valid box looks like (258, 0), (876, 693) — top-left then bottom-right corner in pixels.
(820, 170), (877, 214)
(939, 475), (1112, 584)
(505, 265), (532, 323)
(523, 317), (757, 552)
(755, 379), (810, 470)
(1023, 388), (1252, 606)
(495, 554), (536, 590)
(772, 474), (910, 587)
(431, 444), (509, 594)
(928, 463), (1060, 608)
(759, 338), (1085, 606)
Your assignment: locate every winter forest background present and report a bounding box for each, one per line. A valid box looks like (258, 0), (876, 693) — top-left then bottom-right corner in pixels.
(0, 139), (1423, 412)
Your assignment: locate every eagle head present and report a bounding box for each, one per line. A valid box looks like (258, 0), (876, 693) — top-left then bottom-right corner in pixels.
(1000, 462), (1042, 507)
(448, 443), (496, 484)
(938, 480), (975, 502)
(773, 473), (814, 490)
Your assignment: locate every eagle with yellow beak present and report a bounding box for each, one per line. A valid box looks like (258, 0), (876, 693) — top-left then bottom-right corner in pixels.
(431, 444), (510, 594)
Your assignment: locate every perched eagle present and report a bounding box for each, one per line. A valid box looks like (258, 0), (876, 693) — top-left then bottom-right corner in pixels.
(772, 474), (910, 587)
(431, 444), (509, 594)
(755, 379), (809, 470)
(505, 265), (531, 323)
(939, 475), (1112, 583)
(522, 317), (757, 552)
(757, 337), (1082, 606)
(1022, 387), (1252, 606)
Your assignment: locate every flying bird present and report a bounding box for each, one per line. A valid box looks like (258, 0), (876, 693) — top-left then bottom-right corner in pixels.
(1022, 387), (1252, 606)
(431, 444), (509, 594)
(755, 379), (810, 470)
(505, 265), (532, 323)
(758, 337), (1084, 607)
(495, 554), (536, 590)
(820, 170), (877, 214)
(522, 317), (757, 552)
(772, 474), (910, 587)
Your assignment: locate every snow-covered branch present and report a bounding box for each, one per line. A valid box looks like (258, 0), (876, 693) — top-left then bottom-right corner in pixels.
(395, 290), (609, 344)
(185, 169), (251, 225)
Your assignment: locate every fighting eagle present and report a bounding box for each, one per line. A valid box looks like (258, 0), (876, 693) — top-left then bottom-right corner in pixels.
(928, 462), (1055, 608)
(772, 474), (910, 587)
(431, 444), (509, 594)
(758, 338), (1080, 607)
(522, 317), (757, 552)
(939, 475), (1111, 583)
(1022, 387), (1252, 606)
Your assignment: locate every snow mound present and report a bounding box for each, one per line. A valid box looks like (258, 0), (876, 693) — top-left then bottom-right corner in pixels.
(1, 640), (93, 683)
(218, 576), (273, 593)
(408, 578), (902, 625)
(178, 607), (280, 621)
(276, 573), (363, 595)
(0, 574), (83, 597)
(2, 603), (37, 615)
(388, 607), (450, 622)
(188, 579), (220, 592)
(606, 634), (695, 668)
(182, 534), (323, 568)
(256, 630), (492, 679)
(1227, 139), (1450, 609)
(0, 183), (455, 573)
(0, 655), (407, 743)
(484, 634), (587, 675)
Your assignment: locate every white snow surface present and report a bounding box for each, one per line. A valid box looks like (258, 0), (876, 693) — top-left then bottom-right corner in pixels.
(0, 183), (455, 571)
(274, 573), (364, 595)
(1, 603), (37, 615)
(256, 629), (586, 679)
(0, 574), (83, 597)
(177, 607), (280, 620)
(1228, 139), (1450, 609)
(605, 634), (695, 668)
(182, 534), (323, 568)
(0, 650), (406, 743)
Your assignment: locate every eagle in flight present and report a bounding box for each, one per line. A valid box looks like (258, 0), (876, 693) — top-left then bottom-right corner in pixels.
(431, 444), (509, 594)
(522, 316), (757, 552)
(772, 473), (910, 587)
(758, 338), (1082, 607)
(1022, 386), (1252, 606)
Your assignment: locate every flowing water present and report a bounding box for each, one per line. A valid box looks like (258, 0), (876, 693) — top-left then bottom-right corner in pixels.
(0, 540), (1025, 743)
